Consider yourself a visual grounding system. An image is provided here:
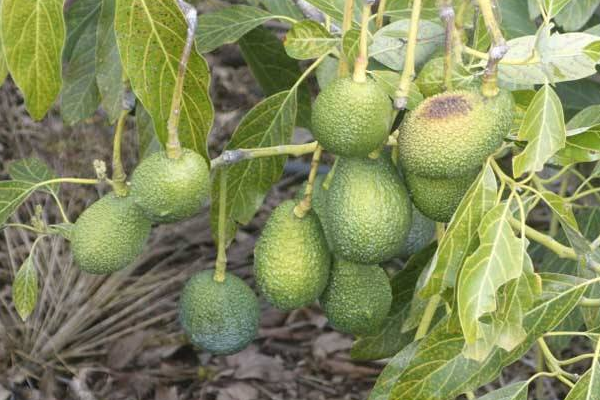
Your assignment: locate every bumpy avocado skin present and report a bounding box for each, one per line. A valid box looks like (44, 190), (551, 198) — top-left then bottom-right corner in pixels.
(312, 77), (393, 157)
(254, 200), (331, 311)
(415, 57), (476, 97)
(405, 171), (478, 223)
(398, 89), (514, 178)
(179, 270), (259, 355)
(130, 149), (210, 223)
(320, 260), (392, 335)
(71, 193), (152, 274)
(398, 205), (436, 259)
(326, 157), (412, 264)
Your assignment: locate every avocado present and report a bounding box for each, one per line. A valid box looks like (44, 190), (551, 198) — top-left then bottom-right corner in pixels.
(320, 259), (392, 335)
(398, 89), (514, 178)
(71, 193), (152, 274)
(254, 200), (331, 311)
(326, 156), (412, 264)
(404, 171), (478, 223)
(130, 148), (210, 223)
(179, 270), (259, 355)
(415, 57), (476, 97)
(398, 205), (436, 259)
(312, 77), (393, 157)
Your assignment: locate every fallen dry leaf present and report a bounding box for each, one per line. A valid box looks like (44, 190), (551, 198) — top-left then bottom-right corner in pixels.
(216, 382), (259, 400)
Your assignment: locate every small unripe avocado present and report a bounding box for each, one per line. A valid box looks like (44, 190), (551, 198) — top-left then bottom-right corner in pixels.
(254, 200), (331, 311)
(415, 57), (475, 97)
(179, 270), (259, 355)
(398, 89), (514, 178)
(71, 193), (151, 274)
(320, 260), (392, 335)
(312, 77), (393, 157)
(326, 156), (412, 264)
(405, 171), (478, 223)
(398, 205), (436, 259)
(130, 149), (210, 223)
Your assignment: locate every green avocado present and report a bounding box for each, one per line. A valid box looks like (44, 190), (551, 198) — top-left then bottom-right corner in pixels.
(179, 270), (259, 355)
(326, 156), (412, 264)
(405, 171), (478, 223)
(71, 193), (152, 274)
(130, 149), (210, 223)
(312, 77), (393, 157)
(415, 57), (476, 97)
(254, 200), (331, 311)
(398, 89), (514, 178)
(320, 260), (392, 335)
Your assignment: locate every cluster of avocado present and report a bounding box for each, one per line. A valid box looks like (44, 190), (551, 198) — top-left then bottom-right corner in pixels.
(70, 149), (210, 274)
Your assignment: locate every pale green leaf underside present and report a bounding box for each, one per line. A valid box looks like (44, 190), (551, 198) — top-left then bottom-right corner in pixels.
(543, 0), (575, 18)
(1, 0), (65, 120)
(564, 362), (600, 400)
(476, 381), (528, 400)
(13, 255), (38, 321)
(115, 0), (214, 160)
(0, 181), (38, 227)
(513, 85), (566, 177)
(284, 20), (337, 60)
(210, 90), (298, 245)
(8, 158), (58, 195)
(195, 5), (274, 54)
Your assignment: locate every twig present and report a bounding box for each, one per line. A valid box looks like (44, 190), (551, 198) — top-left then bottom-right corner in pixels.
(294, 145), (323, 218)
(439, 0), (456, 91)
(476, 0), (508, 97)
(394, 0), (422, 109)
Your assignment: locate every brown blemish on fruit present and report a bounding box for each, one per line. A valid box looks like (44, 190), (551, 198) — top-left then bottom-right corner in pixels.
(423, 95), (472, 119)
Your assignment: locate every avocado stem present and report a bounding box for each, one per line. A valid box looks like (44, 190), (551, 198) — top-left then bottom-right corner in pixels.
(111, 109), (130, 197)
(214, 170), (228, 283)
(337, 0), (355, 77)
(166, 4), (198, 160)
(393, 0), (422, 109)
(439, 0), (455, 92)
(352, 2), (373, 83)
(322, 157), (338, 190)
(211, 141), (319, 169)
(375, 0), (387, 29)
(294, 145), (323, 218)
(476, 0), (507, 98)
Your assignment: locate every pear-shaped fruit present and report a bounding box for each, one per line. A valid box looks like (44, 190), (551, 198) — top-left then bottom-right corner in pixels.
(320, 260), (392, 335)
(326, 156), (412, 264)
(312, 77), (393, 157)
(254, 200), (331, 311)
(179, 270), (259, 355)
(71, 193), (152, 274)
(130, 149), (209, 223)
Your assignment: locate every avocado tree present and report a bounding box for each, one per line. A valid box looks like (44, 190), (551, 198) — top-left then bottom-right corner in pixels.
(1, 0), (600, 398)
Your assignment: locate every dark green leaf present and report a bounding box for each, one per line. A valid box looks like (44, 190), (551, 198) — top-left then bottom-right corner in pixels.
(115, 0), (214, 161)
(210, 90), (297, 244)
(13, 254), (38, 321)
(239, 27), (311, 128)
(61, 0), (102, 125)
(556, 79), (600, 119)
(284, 20), (337, 60)
(556, 0), (600, 31)
(498, 0), (537, 39)
(260, 0), (304, 20)
(1, 0), (65, 120)
(196, 5), (274, 54)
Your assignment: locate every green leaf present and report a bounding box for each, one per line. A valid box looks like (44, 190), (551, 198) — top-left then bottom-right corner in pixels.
(260, 0), (304, 20)
(0, 0), (65, 120)
(61, 0), (102, 125)
(0, 181), (37, 227)
(315, 55), (339, 90)
(543, 0), (575, 18)
(303, 0), (360, 27)
(513, 85), (566, 178)
(369, 342), (421, 400)
(239, 27), (311, 129)
(342, 29), (369, 68)
(210, 90), (297, 244)
(351, 245), (436, 361)
(8, 158), (58, 195)
(554, 124), (600, 165)
(370, 70), (423, 110)
(385, 0), (439, 21)
(498, 32), (600, 85)
(0, 29), (8, 86)
(284, 20), (337, 60)
(564, 363), (600, 400)
(195, 5), (274, 54)
(420, 164), (497, 298)
(555, 0), (600, 31)
(378, 274), (591, 400)
(556, 79), (600, 119)
(115, 0), (214, 161)
(476, 381), (529, 400)
(498, 0), (538, 39)
(136, 103), (161, 160)
(457, 202), (527, 348)
(12, 254), (38, 321)
(369, 19), (444, 71)
(96, 0), (125, 123)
